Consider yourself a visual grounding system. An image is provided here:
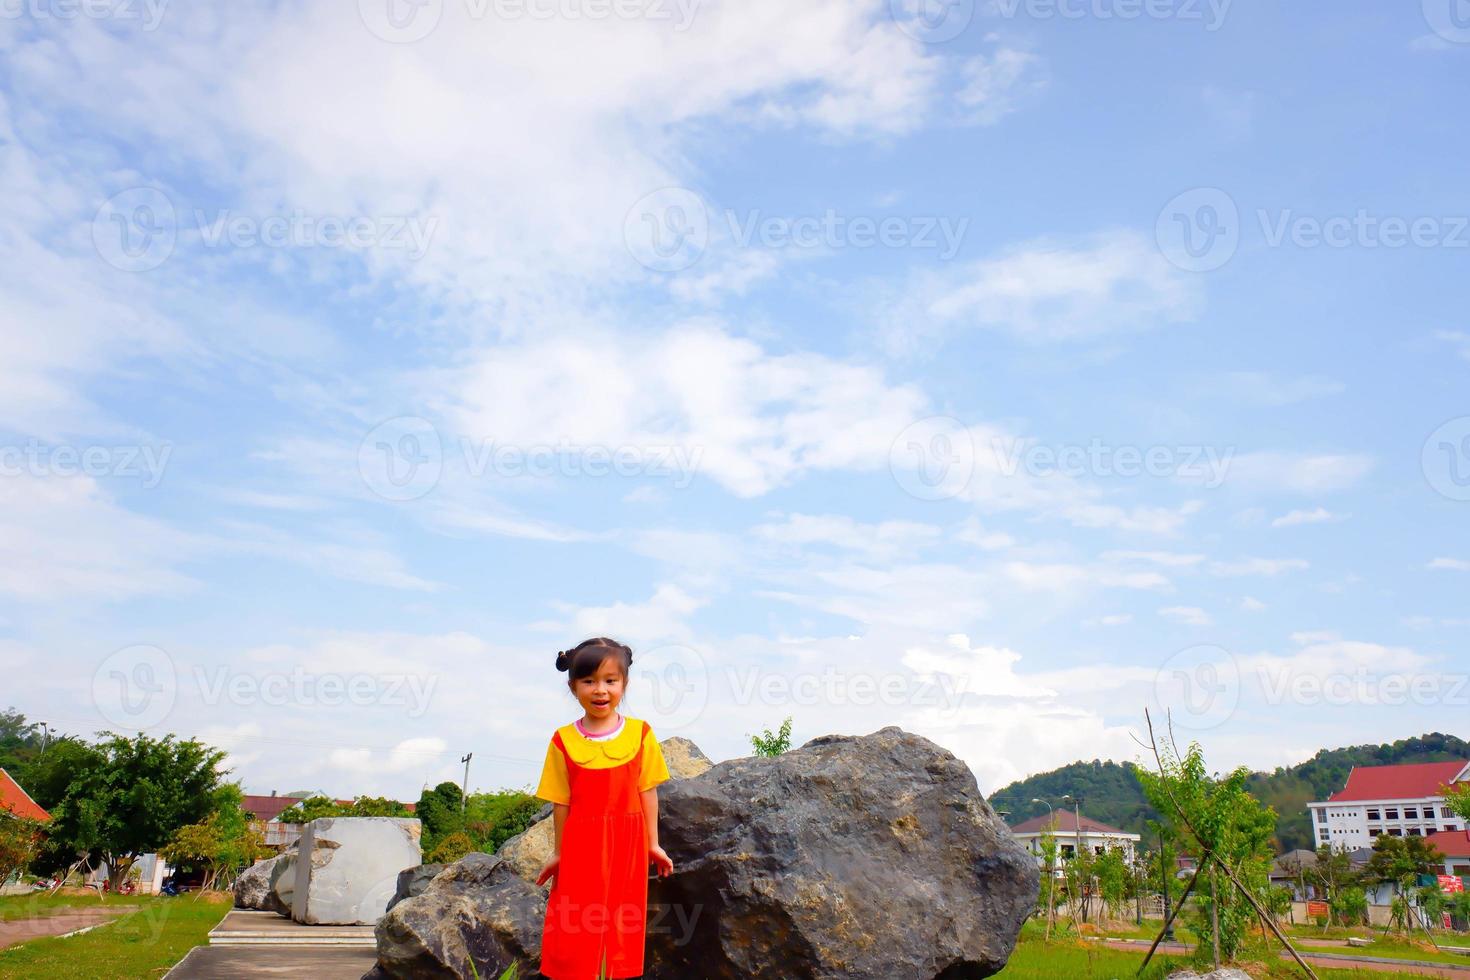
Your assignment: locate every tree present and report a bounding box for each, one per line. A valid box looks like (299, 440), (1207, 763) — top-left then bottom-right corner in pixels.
(428, 831), (473, 863)
(0, 708), (43, 775)
(42, 733), (227, 889)
(1094, 846), (1130, 922)
(463, 789), (541, 853)
(1306, 845), (1357, 904)
(161, 784), (267, 893)
(0, 813), (44, 884)
(1364, 835), (1443, 895)
(1443, 781), (1470, 824)
(275, 796), (347, 825)
(416, 782), (465, 854)
(1062, 842), (1097, 925)
(349, 796), (411, 818)
(1135, 720), (1300, 974)
(1330, 886), (1368, 927)
(749, 717), (792, 757)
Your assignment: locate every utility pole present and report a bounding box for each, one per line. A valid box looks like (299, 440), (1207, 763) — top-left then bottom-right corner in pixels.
(460, 753), (473, 815)
(1064, 794), (1086, 922)
(39, 722), (50, 756)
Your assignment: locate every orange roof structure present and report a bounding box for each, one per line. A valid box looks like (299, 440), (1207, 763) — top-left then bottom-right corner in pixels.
(0, 767), (50, 822)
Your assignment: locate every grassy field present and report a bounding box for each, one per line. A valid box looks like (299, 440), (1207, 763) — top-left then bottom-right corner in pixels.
(996, 921), (1454, 979)
(0, 893), (230, 980)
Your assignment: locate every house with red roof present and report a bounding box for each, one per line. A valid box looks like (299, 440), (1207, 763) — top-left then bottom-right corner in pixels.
(1009, 810), (1141, 869)
(1425, 828), (1470, 877)
(0, 768), (50, 823)
(1308, 760), (1470, 851)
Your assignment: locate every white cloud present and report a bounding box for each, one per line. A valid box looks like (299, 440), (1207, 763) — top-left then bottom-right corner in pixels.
(1103, 550), (1206, 567)
(880, 232), (1199, 350)
(1271, 507), (1344, 527)
(1209, 557), (1310, 577)
(1428, 557), (1470, 571)
(1219, 451), (1375, 494)
(1206, 372), (1344, 407)
(1240, 596), (1267, 612)
(752, 513), (943, 559)
(1159, 605), (1213, 627)
(955, 48), (1047, 125)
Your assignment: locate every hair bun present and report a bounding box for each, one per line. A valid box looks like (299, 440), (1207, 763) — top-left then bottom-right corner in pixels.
(554, 650), (570, 672)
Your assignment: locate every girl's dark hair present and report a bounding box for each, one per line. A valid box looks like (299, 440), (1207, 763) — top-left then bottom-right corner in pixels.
(555, 637), (633, 683)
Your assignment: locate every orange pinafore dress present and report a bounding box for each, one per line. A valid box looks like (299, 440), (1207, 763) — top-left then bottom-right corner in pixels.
(536, 715), (669, 980)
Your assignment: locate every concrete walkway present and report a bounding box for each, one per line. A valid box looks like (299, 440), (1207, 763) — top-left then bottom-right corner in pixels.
(165, 945), (377, 979)
(0, 906), (130, 949)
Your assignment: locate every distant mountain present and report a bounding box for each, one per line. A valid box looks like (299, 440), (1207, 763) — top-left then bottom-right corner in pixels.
(986, 732), (1470, 853)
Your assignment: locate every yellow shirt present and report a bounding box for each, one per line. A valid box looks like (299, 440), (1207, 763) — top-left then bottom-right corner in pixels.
(535, 715), (671, 806)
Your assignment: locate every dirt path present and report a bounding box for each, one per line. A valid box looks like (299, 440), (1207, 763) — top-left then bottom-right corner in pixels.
(1111, 938), (1470, 978)
(0, 906), (132, 949)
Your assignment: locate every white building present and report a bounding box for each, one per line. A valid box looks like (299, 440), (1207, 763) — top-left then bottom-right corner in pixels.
(1308, 760), (1469, 851)
(1009, 810), (1141, 870)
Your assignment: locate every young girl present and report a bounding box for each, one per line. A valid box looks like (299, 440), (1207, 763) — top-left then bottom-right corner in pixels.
(534, 637), (675, 980)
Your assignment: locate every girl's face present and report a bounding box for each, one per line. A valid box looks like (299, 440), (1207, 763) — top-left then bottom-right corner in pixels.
(573, 655), (625, 720)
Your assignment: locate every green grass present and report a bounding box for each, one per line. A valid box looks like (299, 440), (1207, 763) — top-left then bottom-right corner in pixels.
(0, 895), (229, 979)
(1295, 937), (1470, 966)
(997, 922), (1450, 979)
(0, 892), (111, 923)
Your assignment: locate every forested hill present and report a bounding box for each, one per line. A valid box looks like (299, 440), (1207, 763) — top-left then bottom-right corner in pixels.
(987, 732), (1470, 853)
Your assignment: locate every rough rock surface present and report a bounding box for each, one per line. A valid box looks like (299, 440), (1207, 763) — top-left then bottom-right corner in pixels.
(292, 817), (422, 925)
(269, 843), (308, 914)
(366, 727), (1036, 980)
(497, 735), (713, 883)
(233, 854), (289, 913)
(1167, 971), (1253, 980)
(387, 863), (445, 913)
(368, 853), (547, 980)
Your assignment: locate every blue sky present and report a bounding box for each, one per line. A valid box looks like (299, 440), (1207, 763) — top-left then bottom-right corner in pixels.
(1, 0), (1467, 802)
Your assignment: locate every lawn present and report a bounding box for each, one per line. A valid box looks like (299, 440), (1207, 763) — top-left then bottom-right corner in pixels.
(0, 893), (230, 979)
(996, 921), (1452, 979)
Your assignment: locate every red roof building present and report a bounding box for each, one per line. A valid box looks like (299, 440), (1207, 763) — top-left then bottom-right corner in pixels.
(1328, 761), (1470, 802)
(1008, 810), (1141, 868)
(1010, 810), (1131, 836)
(0, 768), (50, 822)
(1309, 760), (1470, 852)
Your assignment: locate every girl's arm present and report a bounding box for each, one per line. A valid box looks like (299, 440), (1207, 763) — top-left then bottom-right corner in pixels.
(640, 787), (659, 848)
(552, 803), (568, 853)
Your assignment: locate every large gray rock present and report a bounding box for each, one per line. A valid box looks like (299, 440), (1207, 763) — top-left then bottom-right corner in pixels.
(367, 727), (1036, 979)
(369, 853), (547, 980)
(386, 862), (445, 914)
(234, 854), (289, 913)
(292, 817), (422, 925)
(497, 735), (713, 883)
(269, 842), (308, 914)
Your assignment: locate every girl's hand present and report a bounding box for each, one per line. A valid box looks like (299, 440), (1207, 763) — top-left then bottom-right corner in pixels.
(535, 854), (560, 888)
(649, 845), (674, 878)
